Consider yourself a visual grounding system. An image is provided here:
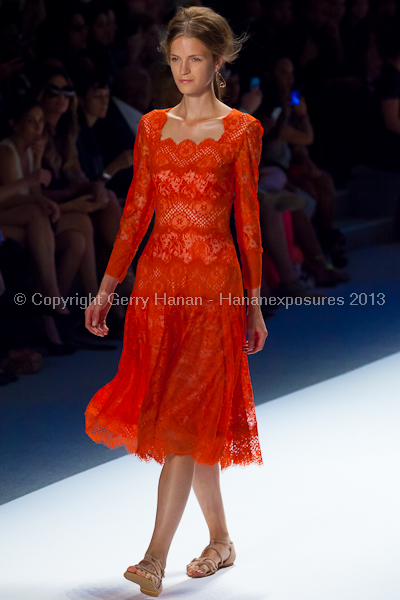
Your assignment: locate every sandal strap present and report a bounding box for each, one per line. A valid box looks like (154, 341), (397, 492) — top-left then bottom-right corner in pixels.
(188, 539), (233, 574)
(136, 554), (165, 580)
(188, 556), (219, 573)
(202, 543), (224, 564)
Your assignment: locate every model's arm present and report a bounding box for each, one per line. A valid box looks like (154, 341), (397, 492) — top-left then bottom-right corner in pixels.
(85, 116), (155, 335)
(103, 117), (155, 284)
(233, 119), (268, 354)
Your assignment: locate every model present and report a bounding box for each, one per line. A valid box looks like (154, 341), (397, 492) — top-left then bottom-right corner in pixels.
(84, 5), (268, 597)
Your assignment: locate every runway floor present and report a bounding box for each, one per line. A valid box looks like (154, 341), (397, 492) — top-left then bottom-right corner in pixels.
(1, 351), (399, 600)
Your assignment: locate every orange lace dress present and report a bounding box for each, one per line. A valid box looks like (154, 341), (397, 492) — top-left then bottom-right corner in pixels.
(85, 107), (264, 470)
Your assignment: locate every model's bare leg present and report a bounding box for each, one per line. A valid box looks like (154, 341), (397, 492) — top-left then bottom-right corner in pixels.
(127, 453), (195, 577)
(186, 462), (232, 576)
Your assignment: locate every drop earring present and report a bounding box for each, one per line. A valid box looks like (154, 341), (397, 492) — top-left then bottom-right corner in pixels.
(215, 69), (226, 88)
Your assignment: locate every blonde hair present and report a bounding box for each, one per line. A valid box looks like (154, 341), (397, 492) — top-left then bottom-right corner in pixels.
(158, 6), (249, 100)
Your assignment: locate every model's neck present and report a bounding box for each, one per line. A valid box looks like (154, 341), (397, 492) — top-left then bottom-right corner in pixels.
(171, 92), (223, 121)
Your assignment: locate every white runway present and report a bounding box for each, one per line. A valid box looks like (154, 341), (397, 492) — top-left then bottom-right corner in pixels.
(1, 352), (400, 600)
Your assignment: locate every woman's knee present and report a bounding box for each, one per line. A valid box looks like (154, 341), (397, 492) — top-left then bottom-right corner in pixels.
(56, 229), (86, 257)
(165, 453), (196, 465)
(27, 203), (52, 226)
(63, 212), (94, 239)
(105, 190), (122, 216)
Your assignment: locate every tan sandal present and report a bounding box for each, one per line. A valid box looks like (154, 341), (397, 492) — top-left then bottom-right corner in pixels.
(124, 553), (165, 597)
(186, 538), (236, 578)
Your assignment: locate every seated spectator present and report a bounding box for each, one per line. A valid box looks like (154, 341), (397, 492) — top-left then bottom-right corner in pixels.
(36, 66), (122, 281)
(258, 57), (350, 275)
(76, 71), (133, 186)
(149, 62), (182, 109)
(35, 2), (94, 83)
(85, 0), (119, 87)
(94, 64), (152, 198)
(139, 15), (164, 71)
(341, 0), (372, 81)
(0, 96), (77, 354)
(371, 25), (400, 172)
(222, 65), (325, 299)
(0, 236), (43, 384)
(0, 5), (31, 137)
(115, 14), (147, 70)
(221, 64), (263, 115)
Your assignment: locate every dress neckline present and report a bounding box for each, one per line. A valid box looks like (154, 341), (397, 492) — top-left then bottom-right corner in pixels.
(158, 107), (236, 147)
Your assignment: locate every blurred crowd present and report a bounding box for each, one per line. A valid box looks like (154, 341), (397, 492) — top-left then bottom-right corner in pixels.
(1, 0), (400, 384)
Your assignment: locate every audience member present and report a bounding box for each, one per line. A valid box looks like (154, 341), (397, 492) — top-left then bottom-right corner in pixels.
(94, 65), (152, 197)
(0, 96), (76, 354)
(0, 0), (396, 359)
(35, 2), (94, 83)
(371, 24), (400, 172)
(256, 57), (350, 285)
(37, 66), (126, 273)
(150, 62), (182, 108)
(76, 71), (133, 186)
(85, 0), (119, 87)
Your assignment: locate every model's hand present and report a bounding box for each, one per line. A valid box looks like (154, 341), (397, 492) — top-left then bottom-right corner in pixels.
(85, 291), (112, 336)
(243, 306), (268, 354)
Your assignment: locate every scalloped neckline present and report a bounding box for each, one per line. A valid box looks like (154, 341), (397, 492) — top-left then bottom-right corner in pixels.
(158, 107), (236, 147)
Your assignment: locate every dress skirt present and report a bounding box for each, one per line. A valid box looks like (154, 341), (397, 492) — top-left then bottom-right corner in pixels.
(85, 107), (265, 470)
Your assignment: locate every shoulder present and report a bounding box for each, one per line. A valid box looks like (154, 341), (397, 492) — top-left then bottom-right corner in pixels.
(0, 141), (18, 182)
(230, 109), (263, 138)
(137, 109), (166, 137)
(0, 142), (16, 165)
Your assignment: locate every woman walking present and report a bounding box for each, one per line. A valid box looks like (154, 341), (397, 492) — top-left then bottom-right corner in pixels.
(85, 6), (268, 597)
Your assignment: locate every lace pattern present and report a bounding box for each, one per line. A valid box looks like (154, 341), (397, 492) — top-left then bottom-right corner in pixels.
(86, 108), (264, 469)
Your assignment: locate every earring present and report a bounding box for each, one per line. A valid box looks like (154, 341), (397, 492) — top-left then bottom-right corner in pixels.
(215, 69), (226, 88)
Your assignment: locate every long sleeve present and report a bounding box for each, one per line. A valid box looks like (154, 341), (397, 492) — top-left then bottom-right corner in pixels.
(233, 118), (264, 291)
(105, 116), (155, 283)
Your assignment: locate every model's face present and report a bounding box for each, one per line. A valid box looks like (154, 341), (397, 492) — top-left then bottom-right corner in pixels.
(169, 36), (222, 97)
(81, 86), (110, 119)
(12, 106), (45, 143)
